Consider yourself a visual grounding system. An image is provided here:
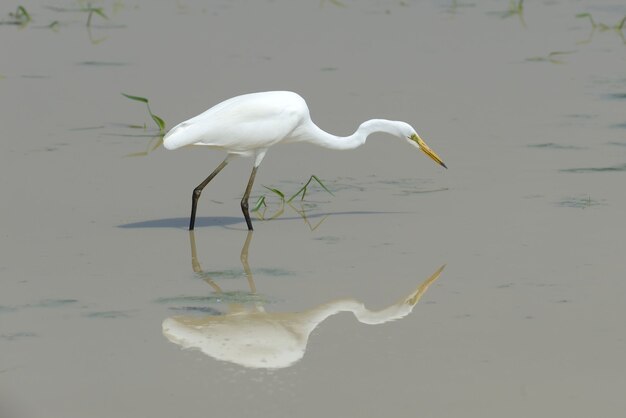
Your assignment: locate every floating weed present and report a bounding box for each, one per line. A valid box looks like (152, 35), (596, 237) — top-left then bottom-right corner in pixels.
(252, 186), (286, 218)
(251, 176), (334, 228)
(82, 4), (108, 27)
(252, 195), (267, 212)
(608, 141), (626, 147)
(48, 20), (60, 31)
(288, 175), (334, 202)
(1, 5), (31, 26)
(611, 122), (626, 129)
(560, 163), (626, 173)
(557, 195), (605, 209)
(264, 186), (286, 202)
(526, 51), (576, 64)
(121, 93), (166, 134)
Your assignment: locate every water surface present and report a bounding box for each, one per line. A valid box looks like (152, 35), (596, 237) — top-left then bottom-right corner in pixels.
(2, 1), (625, 417)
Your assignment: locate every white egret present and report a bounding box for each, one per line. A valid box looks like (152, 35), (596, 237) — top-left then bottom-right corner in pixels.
(163, 91), (447, 230)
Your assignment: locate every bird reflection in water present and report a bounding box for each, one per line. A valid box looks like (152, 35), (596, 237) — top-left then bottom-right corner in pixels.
(162, 232), (444, 369)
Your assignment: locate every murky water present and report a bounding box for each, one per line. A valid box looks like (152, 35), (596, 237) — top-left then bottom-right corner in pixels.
(2, 1), (625, 417)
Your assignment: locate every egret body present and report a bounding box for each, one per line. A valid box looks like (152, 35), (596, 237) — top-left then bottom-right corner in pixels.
(163, 91), (447, 230)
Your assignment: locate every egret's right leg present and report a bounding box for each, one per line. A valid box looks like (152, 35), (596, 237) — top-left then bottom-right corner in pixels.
(240, 166), (258, 231)
(189, 158), (230, 230)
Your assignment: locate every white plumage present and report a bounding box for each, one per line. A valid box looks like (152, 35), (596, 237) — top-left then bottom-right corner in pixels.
(163, 91), (446, 230)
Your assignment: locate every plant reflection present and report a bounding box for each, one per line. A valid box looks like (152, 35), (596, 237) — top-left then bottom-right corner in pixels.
(125, 136), (163, 157)
(576, 13), (626, 45)
(162, 231), (444, 369)
(254, 200), (329, 231)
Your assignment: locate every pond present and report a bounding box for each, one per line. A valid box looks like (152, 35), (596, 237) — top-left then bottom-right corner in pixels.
(1, 1), (625, 417)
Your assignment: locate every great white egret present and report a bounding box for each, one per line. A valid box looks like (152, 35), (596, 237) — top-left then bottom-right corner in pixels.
(163, 91), (447, 230)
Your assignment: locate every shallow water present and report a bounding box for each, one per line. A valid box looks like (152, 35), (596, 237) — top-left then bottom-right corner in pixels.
(2, 1), (626, 417)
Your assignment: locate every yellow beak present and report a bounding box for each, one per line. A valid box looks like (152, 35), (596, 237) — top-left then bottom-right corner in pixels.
(413, 134), (447, 169)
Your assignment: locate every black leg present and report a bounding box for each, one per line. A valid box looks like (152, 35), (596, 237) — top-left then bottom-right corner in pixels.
(241, 166), (258, 230)
(189, 158), (229, 230)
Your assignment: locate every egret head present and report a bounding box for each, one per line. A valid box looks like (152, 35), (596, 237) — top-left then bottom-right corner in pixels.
(407, 132), (447, 169)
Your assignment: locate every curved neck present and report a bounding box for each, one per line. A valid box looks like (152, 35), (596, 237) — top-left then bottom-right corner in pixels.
(299, 119), (407, 150)
(303, 298), (413, 328)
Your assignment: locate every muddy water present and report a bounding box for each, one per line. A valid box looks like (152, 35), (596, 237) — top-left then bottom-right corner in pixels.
(2, 1), (625, 417)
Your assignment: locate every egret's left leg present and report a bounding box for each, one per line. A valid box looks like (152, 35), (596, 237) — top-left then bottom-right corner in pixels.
(241, 166), (258, 230)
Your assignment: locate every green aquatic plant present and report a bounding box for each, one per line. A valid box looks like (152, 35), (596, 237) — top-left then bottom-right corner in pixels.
(251, 195), (267, 212)
(251, 176), (333, 229)
(288, 175), (334, 202)
(251, 186), (285, 213)
(83, 4), (108, 27)
(1, 5), (31, 26)
(121, 93), (166, 133)
(252, 175), (332, 210)
(252, 186), (285, 219)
